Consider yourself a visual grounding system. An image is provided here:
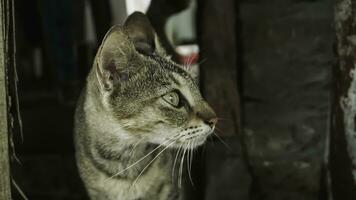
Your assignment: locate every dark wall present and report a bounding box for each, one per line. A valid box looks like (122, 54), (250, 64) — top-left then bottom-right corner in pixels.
(241, 0), (333, 199)
(203, 0), (334, 199)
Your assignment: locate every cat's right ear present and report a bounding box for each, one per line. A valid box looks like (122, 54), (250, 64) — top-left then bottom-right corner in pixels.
(95, 25), (133, 91)
(124, 12), (168, 57)
(124, 12), (156, 56)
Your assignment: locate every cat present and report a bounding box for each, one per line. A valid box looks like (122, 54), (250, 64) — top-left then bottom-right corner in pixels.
(74, 12), (217, 200)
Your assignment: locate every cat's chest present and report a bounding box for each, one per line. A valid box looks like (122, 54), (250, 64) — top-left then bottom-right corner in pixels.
(102, 156), (173, 200)
(113, 181), (173, 200)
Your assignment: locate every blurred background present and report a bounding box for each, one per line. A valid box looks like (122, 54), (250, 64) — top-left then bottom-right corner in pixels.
(4, 0), (353, 199)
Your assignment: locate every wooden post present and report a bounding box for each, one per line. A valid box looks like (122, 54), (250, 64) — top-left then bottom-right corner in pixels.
(197, 0), (241, 137)
(195, 0), (252, 199)
(329, 0), (356, 199)
(0, 0), (11, 198)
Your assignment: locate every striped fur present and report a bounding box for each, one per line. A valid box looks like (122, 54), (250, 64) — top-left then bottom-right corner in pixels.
(74, 12), (216, 200)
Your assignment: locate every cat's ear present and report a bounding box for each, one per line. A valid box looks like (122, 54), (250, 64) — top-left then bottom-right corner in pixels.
(95, 25), (133, 91)
(124, 12), (156, 56)
(124, 12), (168, 56)
(95, 12), (166, 91)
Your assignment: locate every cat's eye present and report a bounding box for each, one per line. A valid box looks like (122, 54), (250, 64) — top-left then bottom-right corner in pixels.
(162, 92), (180, 107)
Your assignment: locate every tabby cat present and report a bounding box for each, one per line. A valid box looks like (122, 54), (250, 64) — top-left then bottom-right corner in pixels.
(74, 12), (217, 200)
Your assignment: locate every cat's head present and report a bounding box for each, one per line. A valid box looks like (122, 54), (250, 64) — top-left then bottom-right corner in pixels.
(94, 12), (217, 149)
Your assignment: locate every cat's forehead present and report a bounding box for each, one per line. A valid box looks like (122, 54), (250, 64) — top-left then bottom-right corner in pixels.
(149, 54), (191, 79)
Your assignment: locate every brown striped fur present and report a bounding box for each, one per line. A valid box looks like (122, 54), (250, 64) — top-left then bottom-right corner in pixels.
(74, 12), (217, 200)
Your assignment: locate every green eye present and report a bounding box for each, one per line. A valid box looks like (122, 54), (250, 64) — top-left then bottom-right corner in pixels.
(162, 91), (180, 107)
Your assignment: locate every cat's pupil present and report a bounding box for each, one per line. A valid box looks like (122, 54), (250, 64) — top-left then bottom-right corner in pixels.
(169, 94), (175, 104)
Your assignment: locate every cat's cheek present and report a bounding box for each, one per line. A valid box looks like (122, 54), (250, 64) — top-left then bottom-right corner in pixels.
(146, 126), (169, 142)
(148, 126), (182, 146)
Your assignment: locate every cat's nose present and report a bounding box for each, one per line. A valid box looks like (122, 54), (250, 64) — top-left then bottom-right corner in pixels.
(206, 117), (218, 127)
(195, 102), (217, 127)
(197, 111), (217, 127)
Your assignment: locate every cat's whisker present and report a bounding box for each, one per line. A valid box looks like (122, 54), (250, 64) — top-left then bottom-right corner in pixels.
(178, 146), (187, 188)
(186, 142), (190, 179)
(187, 141), (192, 169)
(129, 137), (146, 156)
(213, 129), (233, 151)
(105, 137), (176, 181)
(185, 55), (193, 70)
(132, 139), (178, 186)
(183, 57), (188, 70)
(189, 56), (194, 70)
(172, 144), (183, 182)
(210, 131), (216, 146)
(187, 54), (194, 70)
(186, 141), (194, 186)
(189, 141), (194, 177)
(197, 58), (207, 66)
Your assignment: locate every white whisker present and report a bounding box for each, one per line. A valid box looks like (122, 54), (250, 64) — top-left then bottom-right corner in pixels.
(189, 141), (194, 177)
(172, 143), (183, 182)
(186, 141), (194, 185)
(132, 139), (178, 186)
(178, 146), (187, 188)
(105, 137), (175, 181)
(129, 137), (146, 156)
(213, 131), (232, 151)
